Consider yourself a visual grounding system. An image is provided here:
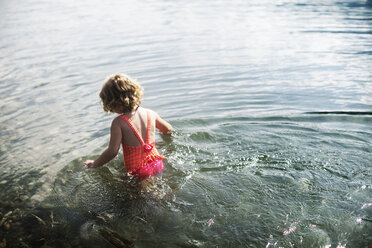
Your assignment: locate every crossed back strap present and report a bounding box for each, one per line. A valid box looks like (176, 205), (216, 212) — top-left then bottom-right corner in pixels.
(119, 111), (151, 145)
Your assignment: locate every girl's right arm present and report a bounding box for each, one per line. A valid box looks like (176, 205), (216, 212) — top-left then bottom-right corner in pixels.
(155, 112), (172, 135)
(84, 117), (122, 168)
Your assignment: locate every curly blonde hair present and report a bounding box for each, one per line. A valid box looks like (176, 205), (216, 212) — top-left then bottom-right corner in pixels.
(99, 74), (143, 113)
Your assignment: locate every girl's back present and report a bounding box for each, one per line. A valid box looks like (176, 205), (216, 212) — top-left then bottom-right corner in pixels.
(118, 107), (156, 147)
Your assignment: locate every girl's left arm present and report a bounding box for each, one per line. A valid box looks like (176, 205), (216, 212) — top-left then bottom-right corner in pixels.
(84, 118), (122, 168)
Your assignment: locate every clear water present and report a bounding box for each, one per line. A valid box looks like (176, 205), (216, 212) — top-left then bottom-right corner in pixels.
(0, 0), (371, 247)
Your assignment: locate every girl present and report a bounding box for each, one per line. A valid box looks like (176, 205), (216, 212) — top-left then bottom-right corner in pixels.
(84, 74), (172, 179)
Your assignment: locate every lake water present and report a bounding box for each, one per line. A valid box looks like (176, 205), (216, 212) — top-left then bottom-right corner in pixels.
(0, 0), (371, 247)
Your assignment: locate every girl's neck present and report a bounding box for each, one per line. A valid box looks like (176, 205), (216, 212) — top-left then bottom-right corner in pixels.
(123, 106), (141, 118)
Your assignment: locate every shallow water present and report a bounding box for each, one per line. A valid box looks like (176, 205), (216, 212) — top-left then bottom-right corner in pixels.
(0, 0), (371, 247)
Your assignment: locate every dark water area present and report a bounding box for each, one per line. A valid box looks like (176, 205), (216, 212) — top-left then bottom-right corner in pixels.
(0, 0), (371, 247)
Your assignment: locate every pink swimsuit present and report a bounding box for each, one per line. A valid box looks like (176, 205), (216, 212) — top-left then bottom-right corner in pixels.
(119, 111), (164, 179)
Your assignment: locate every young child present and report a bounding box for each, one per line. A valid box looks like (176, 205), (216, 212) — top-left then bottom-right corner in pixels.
(84, 74), (172, 179)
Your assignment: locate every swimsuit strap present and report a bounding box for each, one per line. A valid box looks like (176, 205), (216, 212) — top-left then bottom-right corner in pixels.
(145, 111), (151, 144)
(119, 114), (145, 146)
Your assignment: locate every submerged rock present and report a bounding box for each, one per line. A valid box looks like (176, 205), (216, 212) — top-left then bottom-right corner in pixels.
(0, 239), (6, 248)
(80, 221), (135, 248)
(99, 227), (135, 248)
(4, 222), (10, 230)
(80, 220), (99, 241)
(13, 208), (22, 217)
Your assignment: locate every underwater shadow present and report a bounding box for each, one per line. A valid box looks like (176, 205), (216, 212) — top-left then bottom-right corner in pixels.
(7, 157), (176, 248)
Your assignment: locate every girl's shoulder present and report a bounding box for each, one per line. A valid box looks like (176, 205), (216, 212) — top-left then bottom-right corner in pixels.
(112, 115), (125, 127)
(140, 107), (158, 119)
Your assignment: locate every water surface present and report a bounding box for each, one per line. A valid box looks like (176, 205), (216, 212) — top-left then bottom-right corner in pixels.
(0, 0), (371, 247)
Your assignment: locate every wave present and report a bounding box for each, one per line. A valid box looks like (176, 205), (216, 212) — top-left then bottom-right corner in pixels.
(305, 111), (372, 115)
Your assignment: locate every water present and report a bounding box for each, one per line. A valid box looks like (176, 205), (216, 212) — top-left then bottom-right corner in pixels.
(0, 0), (371, 247)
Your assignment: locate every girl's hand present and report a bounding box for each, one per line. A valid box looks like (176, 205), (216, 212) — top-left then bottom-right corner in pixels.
(84, 160), (95, 168)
